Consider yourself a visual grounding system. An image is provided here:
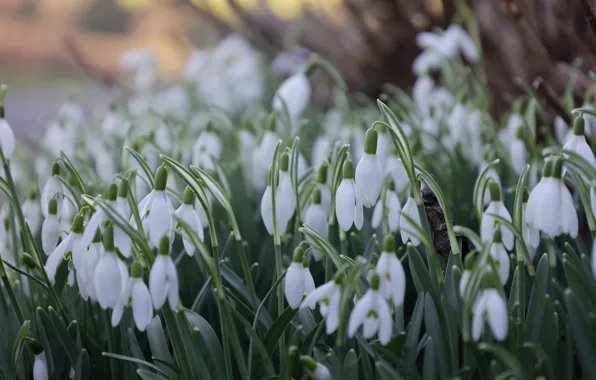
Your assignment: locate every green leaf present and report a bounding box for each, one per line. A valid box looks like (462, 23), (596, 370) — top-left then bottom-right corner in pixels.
(407, 245), (439, 300)
(423, 294), (448, 375)
(376, 359), (403, 380)
(146, 316), (177, 379)
(74, 349), (90, 380)
(527, 253), (549, 342)
(264, 306), (299, 356)
(422, 337), (436, 380)
(472, 158), (500, 221)
(126, 329), (145, 361)
(343, 349), (359, 380)
(59, 151), (87, 194)
(11, 320), (29, 375)
(126, 146), (155, 188)
(183, 309), (226, 380)
(405, 293), (425, 365)
(137, 369), (171, 380)
(300, 224), (342, 269)
(328, 144), (349, 224)
(162, 309), (194, 380)
(35, 308), (54, 376)
(48, 307), (78, 366)
(478, 343), (525, 379)
(564, 289), (596, 376)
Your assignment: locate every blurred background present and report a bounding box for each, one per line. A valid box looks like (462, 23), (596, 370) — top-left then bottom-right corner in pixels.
(2, 0), (596, 141)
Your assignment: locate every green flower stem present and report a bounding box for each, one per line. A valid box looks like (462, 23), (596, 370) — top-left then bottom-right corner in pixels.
(0, 257), (23, 324)
(416, 204), (444, 286)
(517, 258), (525, 350)
(236, 238), (258, 309)
(274, 243), (286, 367)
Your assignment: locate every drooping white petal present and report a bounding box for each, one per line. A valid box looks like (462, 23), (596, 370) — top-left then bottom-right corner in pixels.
(284, 262), (305, 309)
(485, 290), (508, 341)
(45, 234), (74, 283)
(41, 216), (60, 254)
(559, 182), (578, 238)
(325, 289), (341, 334)
(348, 291), (373, 337)
(371, 200), (383, 229)
(336, 180), (356, 231)
(165, 257), (179, 310)
(33, 354), (48, 380)
(355, 154), (383, 208)
(0, 119), (16, 159)
(400, 198), (421, 246)
(94, 253), (124, 310)
(132, 279), (154, 331)
(145, 192), (174, 248)
(149, 255), (168, 309)
(354, 197), (364, 230)
(41, 177), (63, 217)
(388, 255), (406, 306)
(175, 204), (204, 256)
(304, 204), (328, 261)
(260, 186), (274, 235)
(376, 295), (393, 345)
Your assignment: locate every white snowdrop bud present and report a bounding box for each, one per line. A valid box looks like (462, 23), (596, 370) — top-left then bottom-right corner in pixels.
(284, 248), (315, 309)
(149, 236), (179, 310)
(490, 226), (510, 285)
(355, 129), (383, 208)
(112, 261), (154, 331)
(31, 342), (48, 380)
(300, 355), (332, 380)
(272, 72), (311, 132)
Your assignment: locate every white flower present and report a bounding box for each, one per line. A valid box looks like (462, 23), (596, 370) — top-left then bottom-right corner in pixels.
(348, 274), (393, 345)
(335, 160), (363, 231)
(174, 187), (204, 256)
(41, 199), (60, 254)
(114, 181), (132, 258)
(376, 236), (406, 306)
(312, 136), (332, 166)
(413, 75), (435, 114)
(149, 236), (179, 310)
(284, 249), (315, 309)
(23, 190), (42, 234)
(136, 167), (175, 249)
(355, 129), (384, 208)
(372, 184), (401, 232)
(480, 182), (514, 250)
(192, 124), (223, 169)
(33, 353), (48, 380)
(94, 226), (129, 310)
(522, 201), (540, 260)
(472, 289), (508, 341)
(300, 277), (343, 334)
(45, 215), (85, 284)
(260, 178), (290, 236)
(304, 188), (329, 261)
(476, 159), (501, 206)
(385, 153), (409, 194)
(490, 237), (510, 285)
(238, 128), (257, 174)
(277, 153), (296, 226)
(526, 158), (578, 238)
(554, 116), (568, 145)
(252, 128), (278, 191)
(272, 72), (311, 131)
(112, 262), (154, 331)
(0, 118), (15, 159)
(314, 363), (332, 380)
(79, 183), (119, 254)
(563, 116), (596, 174)
(400, 197), (421, 246)
(510, 129), (527, 176)
(83, 238), (102, 302)
(40, 162), (63, 217)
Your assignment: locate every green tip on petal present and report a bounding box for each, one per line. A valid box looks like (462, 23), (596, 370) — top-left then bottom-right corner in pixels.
(312, 187), (322, 205)
(92, 228), (101, 243)
(552, 157), (563, 179)
(317, 162), (328, 184)
(103, 224), (115, 252)
(493, 222), (502, 243)
(488, 181), (501, 202)
(292, 247), (305, 263)
(364, 128), (378, 155)
(48, 199), (58, 215)
(154, 166), (168, 191)
(71, 215), (85, 234)
(573, 114), (585, 136)
(342, 159), (355, 179)
(542, 159), (554, 178)
(131, 261), (143, 278)
(107, 183), (118, 201)
(370, 273), (381, 290)
(183, 186), (194, 205)
(280, 152), (290, 172)
(158, 235), (170, 255)
(118, 178), (129, 198)
(28, 188), (38, 200)
(51, 162), (60, 176)
(29, 339), (44, 355)
(382, 234), (396, 253)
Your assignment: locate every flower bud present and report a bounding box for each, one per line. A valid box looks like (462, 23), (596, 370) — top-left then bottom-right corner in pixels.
(51, 162), (60, 176)
(118, 178), (129, 198)
(489, 182), (501, 202)
(382, 234), (396, 253)
(158, 235), (170, 255)
(154, 166), (168, 191)
(364, 128), (378, 154)
(131, 261), (143, 278)
(183, 186), (194, 205)
(107, 183), (118, 201)
(573, 114), (585, 136)
(370, 273), (381, 290)
(316, 162), (328, 184)
(280, 152), (290, 172)
(312, 188), (322, 205)
(71, 215), (85, 234)
(342, 159), (355, 179)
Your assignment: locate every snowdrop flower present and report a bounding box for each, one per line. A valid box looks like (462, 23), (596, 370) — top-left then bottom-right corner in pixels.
(355, 129), (383, 208)
(261, 168), (289, 235)
(312, 135), (332, 166)
(376, 236), (406, 306)
(150, 236), (179, 310)
(480, 182), (514, 250)
(0, 114), (15, 159)
(385, 151), (409, 194)
(32, 345), (48, 380)
(521, 189), (540, 260)
(348, 273), (393, 345)
(336, 160), (364, 231)
(284, 248), (315, 309)
(472, 289), (508, 341)
(315, 163), (331, 213)
(300, 274), (343, 334)
(192, 123), (223, 170)
(304, 188), (329, 261)
(272, 72), (311, 131)
(41, 199), (60, 254)
(23, 189), (42, 234)
(400, 195), (422, 246)
(277, 153), (296, 226)
(114, 179), (132, 258)
(563, 116), (596, 175)
(489, 227), (511, 285)
(41, 162), (63, 217)
(45, 214), (84, 284)
(300, 356), (332, 380)
(79, 183), (119, 254)
(57, 98), (85, 127)
(375, 124), (391, 169)
(526, 158), (578, 238)
(83, 230), (102, 302)
(119, 48), (156, 91)
(137, 166), (175, 249)
(499, 113), (523, 145)
(372, 180), (401, 231)
(412, 49), (445, 75)
(174, 187), (204, 256)
(582, 104), (596, 136)
(94, 224), (129, 310)
(252, 121), (278, 191)
(112, 261), (154, 331)
(510, 127), (527, 175)
(238, 124), (257, 173)
(413, 75), (435, 114)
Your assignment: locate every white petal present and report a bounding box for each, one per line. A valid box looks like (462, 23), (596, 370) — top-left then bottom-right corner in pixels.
(300, 281), (334, 309)
(348, 291), (373, 337)
(149, 256), (168, 309)
(371, 200), (383, 229)
(132, 280), (154, 331)
(354, 197), (364, 231)
(362, 316), (380, 339)
(389, 256), (406, 306)
(45, 234), (73, 283)
(335, 180), (355, 231)
(400, 198), (421, 246)
(355, 154), (384, 208)
(166, 258), (179, 310)
(41, 177), (63, 217)
(560, 184), (578, 238)
(41, 216), (60, 254)
(377, 296), (394, 345)
(284, 263), (304, 309)
(260, 186), (274, 235)
(33, 354), (48, 380)
(147, 193), (174, 248)
(325, 289), (341, 334)
(471, 297), (486, 341)
(94, 253), (123, 309)
(0, 119), (15, 159)
(486, 290), (508, 341)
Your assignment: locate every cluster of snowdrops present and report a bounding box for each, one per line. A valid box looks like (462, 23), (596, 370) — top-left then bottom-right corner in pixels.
(1, 27), (596, 380)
